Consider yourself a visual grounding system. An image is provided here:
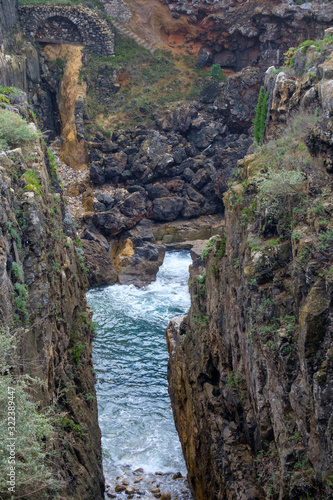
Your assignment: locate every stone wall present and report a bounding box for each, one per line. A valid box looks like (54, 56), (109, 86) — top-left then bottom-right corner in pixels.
(19, 4), (114, 57)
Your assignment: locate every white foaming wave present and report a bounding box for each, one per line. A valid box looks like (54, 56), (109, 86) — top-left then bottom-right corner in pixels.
(88, 251), (192, 479)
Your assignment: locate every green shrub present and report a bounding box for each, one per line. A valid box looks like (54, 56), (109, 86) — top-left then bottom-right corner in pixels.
(13, 283), (29, 325)
(11, 262), (24, 282)
(47, 147), (58, 181)
(210, 64), (226, 82)
(6, 222), (22, 250)
(0, 110), (39, 150)
(256, 169), (306, 199)
(201, 237), (217, 259)
(23, 169), (43, 195)
(253, 86), (269, 144)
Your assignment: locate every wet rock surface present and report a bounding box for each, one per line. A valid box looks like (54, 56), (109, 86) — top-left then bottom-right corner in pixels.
(105, 467), (191, 500)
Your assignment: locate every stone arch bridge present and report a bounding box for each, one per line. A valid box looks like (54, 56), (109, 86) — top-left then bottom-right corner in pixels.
(19, 4), (114, 57)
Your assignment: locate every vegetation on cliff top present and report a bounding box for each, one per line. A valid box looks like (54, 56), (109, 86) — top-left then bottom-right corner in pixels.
(80, 34), (220, 134)
(0, 109), (40, 151)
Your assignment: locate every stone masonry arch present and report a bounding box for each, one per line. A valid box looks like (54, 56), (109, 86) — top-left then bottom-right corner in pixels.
(19, 4), (114, 56)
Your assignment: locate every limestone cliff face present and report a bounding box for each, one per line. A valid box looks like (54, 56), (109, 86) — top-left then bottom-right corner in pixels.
(0, 0), (17, 35)
(167, 45), (333, 500)
(0, 133), (104, 498)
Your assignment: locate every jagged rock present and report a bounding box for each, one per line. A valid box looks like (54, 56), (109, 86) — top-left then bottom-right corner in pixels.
(181, 198), (202, 218)
(90, 162), (105, 185)
(199, 81), (220, 103)
(81, 239), (117, 287)
(186, 185), (205, 205)
(0, 140), (104, 500)
(147, 184), (170, 200)
(196, 48), (211, 68)
(192, 168), (211, 189)
(95, 193), (114, 209)
(114, 227), (166, 287)
(217, 66), (261, 132)
(119, 192), (147, 218)
(151, 197), (184, 222)
(157, 105), (194, 133)
(188, 125), (219, 149)
(92, 207), (142, 237)
(183, 167), (194, 182)
(167, 60), (333, 500)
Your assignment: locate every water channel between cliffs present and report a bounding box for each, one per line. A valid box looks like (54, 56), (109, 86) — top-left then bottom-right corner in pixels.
(87, 251), (192, 499)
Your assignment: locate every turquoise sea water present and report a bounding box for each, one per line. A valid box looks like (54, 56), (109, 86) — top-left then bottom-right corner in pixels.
(87, 251), (192, 497)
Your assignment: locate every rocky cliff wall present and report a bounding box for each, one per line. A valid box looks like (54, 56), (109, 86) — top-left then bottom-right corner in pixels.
(167, 40), (333, 500)
(0, 0), (17, 35)
(0, 103), (104, 499)
(102, 0), (333, 70)
(0, 0), (40, 91)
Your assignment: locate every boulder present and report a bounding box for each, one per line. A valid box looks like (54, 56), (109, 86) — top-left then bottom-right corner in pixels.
(192, 168), (211, 189)
(199, 81), (220, 103)
(151, 197), (184, 222)
(147, 184), (170, 200)
(186, 185), (205, 205)
(189, 125), (219, 150)
(81, 240), (118, 287)
(183, 168), (194, 182)
(119, 192), (147, 218)
(92, 207), (142, 237)
(181, 199), (202, 218)
(90, 162), (105, 185)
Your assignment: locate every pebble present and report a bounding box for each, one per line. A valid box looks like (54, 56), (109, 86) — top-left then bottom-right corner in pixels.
(104, 464), (191, 499)
(150, 487), (161, 494)
(115, 484), (127, 492)
(172, 472), (183, 480)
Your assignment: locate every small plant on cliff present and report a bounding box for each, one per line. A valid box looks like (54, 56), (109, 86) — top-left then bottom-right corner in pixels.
(6, 221), (22, 250)
(210, 64), (226, 82)
(253, 86), (269, 144)
(201, 237), (217, 259)
(11, 262), (24, 282)
(23, 168), (43, 195)
(0, 109), (40, 150)
(13, 283), (29, 325)
(257, 169), (306, 199)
